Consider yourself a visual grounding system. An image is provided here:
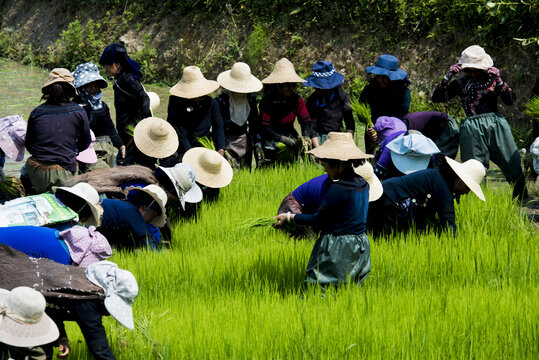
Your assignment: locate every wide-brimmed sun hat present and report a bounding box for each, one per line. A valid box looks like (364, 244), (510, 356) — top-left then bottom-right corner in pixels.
(173, 163), (203, 203)
(76, 130), (98, 164)
(387, 133), (440, 174)
(373, 116), (408, 145)
(217, 62), (263, 93)
(366, 55), (407, 81)
(261, 58), (305, 84)
(0, 287), (59, 347)
(42, 68), (76, 93)
(155, 164), (194, 209)
(353, 161), (383, 202)
(182, 148), (233, 188)
(133, 117), (178, 159)
(52, 182), (103, 227)
(72, 62), (108, 89)
(0, 115), (27, 162)
(303, 61), (344, 89)
(169, 66), (220, 99)
(147, 91), (160, 115)
(59, 226), (112, 268)
(125, 184), (168, 227)
(459, 45), (493, 71)
(85, 261), (138, 329)
(307, 132), (373, 161)
(445, 157), (486, 201)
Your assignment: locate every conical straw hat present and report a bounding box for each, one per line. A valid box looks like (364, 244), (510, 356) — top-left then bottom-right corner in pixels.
(445, 157), (486, 201)
(217, 62), (263, 93)
(169, 66), (220, 99)
(133, 117), (178, 159)
(307, 132), (373, 161)
(261, 58), (305, 84)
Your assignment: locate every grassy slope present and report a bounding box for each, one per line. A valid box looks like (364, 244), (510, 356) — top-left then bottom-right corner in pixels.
(64, 164), (538, 359)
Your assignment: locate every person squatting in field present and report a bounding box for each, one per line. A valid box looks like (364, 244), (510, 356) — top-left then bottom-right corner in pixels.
(275, 132), (376, 288)
(432, 45), (527, 201)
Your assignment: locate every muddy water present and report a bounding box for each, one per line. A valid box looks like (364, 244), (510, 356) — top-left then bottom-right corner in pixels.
(0, 59), (172, 177)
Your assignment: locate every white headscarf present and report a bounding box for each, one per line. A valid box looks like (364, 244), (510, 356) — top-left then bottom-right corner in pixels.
(228, 91), (250, 127)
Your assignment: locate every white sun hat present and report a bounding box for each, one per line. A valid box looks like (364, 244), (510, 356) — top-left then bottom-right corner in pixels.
(387, 133), (440, 174)
(0, 287), (59, 347)
(182, 148), (233, 188)
(52, 182), (103, 227)
(261, 58), (305, 84)
(459, 45), (493, 71)
(155, 164), (193, 209)
(176, 163), (203, 203)
(353, 161), (383, 202)
(217, 62), (263, 93)
(146, 91), (160, 115)
(85, 261), (138, 330)
(133, 117), (179, 159)
(125, 184), (168, 227)
(445, 157), (486, 201)
(169, 66), (220, 99)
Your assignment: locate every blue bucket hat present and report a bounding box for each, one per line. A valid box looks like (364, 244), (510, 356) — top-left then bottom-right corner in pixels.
(303, 61), (344, 89)
(386, 132), (440, 174)
(72, 62), (108, 89)
(366, 55), (407, 81)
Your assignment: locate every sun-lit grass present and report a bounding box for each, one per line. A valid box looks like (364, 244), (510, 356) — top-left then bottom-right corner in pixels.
(61, 163), (538, 359)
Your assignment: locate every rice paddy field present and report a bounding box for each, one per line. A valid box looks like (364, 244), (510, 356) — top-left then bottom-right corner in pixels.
(1, 59), (537, 359)
(61, 163), (537, 359)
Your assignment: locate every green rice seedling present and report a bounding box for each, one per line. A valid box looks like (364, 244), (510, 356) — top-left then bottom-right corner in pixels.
(349, 98), (372, 128)
(275, 139), (304, 162)
(524, 95), (539, 120)
(241, 216), (319, 242)
(194, 136), (215, 150)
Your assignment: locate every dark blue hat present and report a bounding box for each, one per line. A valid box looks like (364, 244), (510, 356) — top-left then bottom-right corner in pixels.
(366, 55), (407, 81)
(303, 61), (344, 89)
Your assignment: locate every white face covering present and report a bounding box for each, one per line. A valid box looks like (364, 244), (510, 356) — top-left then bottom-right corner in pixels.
(228, 91), (250, 126)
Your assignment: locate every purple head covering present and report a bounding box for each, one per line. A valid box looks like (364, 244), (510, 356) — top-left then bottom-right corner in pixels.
(59, 226), (112, 268)
(0, 115), (27, 162)
(373, 116), (407, 144)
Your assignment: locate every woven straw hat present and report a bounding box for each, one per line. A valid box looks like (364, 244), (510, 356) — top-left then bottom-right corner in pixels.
(42, 68), (76, 93)
(182, 148), (233, 188)
(217, 62), (263, 93)
(125, 184), (168, 227)
(85, 261), (138, 329)
(445, 157), (486, 201)
(261, 58), (305, 84)
(307, 132), (373, 161)
(459, 45), (493, 71)
(169, 66), (220, 99)
(353, 161), (383, 202)
(0, 287), (59, 347)
(52, 182), (103, 227)
(133, 117), (178, 159)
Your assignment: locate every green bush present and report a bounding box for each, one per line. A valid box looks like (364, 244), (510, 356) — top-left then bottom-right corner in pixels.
(245, 24), (270, 67)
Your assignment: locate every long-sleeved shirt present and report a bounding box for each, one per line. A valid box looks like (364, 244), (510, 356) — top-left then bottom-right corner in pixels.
(113, 70), (151, 144)
(294, 172), (369, 234)
(292, 174), (331, 214)
(432, 74), (515, 117)
(167, 95), (225, 157)
(359, 79), (411, 123)
(78, 101), (124, 149)
(25, 102), (91, 172)
(401, 111), (448, 141)
(215, 92), (259, 138)
(98, 199), (157, 248)
(259, 91), (312, 141)
(381, 168), (456, 234)
(306, 87), (354, 136)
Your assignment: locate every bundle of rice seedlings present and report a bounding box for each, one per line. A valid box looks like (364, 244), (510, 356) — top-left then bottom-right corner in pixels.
(195, 136), (216, 150)
(275, 139), (303, 162)
(0, 175), (25, 201)
(240, 216), (318, 242)
(349, 98), (373, 128)
(524, 96), (539, 120)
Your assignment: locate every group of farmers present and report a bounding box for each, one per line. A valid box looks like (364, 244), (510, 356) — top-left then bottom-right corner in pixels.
(0, 42), (533, 359)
